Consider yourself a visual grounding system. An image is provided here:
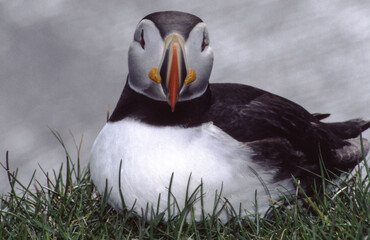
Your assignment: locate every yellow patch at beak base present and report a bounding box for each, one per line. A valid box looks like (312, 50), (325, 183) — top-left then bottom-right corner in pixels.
(148, 68), (162, 83)
(184, 69), (196, 85)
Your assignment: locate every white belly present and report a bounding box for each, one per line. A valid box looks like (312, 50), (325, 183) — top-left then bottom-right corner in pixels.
(89, 118), (293, 221)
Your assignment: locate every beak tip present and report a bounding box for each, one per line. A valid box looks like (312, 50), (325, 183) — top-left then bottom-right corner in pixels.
(168, 99), (176, 112)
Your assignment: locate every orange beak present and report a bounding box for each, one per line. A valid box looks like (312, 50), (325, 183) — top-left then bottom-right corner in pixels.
(167, 42), (180, 112)
(159, 34), (187, 112)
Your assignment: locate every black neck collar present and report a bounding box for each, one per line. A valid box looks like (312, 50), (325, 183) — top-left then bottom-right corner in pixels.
(109, 81), (212, 127)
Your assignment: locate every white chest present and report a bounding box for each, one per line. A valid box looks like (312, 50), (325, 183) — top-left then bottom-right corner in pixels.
(89, 118), (292, 221)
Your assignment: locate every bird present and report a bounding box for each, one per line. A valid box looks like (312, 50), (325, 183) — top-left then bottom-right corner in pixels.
(89, 11), (370, 222)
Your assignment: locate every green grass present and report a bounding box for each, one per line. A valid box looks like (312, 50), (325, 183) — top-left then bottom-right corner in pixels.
(0, 132), (369, 239)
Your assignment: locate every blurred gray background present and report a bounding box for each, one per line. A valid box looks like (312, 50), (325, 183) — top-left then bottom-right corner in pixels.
(1, 1), (369, 194)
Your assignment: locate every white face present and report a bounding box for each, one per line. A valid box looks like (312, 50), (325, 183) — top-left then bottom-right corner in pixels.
(128, 19), (214, 108)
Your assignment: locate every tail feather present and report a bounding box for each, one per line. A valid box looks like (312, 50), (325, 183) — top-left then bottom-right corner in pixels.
(312, 113), (331, 120)
(361, 120), (370, 132)
(325, 119), (370, 139)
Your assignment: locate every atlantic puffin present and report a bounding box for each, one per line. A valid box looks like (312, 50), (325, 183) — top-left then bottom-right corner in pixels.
(90, 11), (370, 222)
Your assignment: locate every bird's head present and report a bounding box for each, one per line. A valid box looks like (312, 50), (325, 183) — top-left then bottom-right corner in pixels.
(128, 11), (214, 112)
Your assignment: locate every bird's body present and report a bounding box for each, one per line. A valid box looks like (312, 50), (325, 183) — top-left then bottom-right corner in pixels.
(90, 11), (370, 222)
(91, 115), (288, 220)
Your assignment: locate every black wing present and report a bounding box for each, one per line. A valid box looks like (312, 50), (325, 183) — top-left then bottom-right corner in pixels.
(206, 83), (369, 187)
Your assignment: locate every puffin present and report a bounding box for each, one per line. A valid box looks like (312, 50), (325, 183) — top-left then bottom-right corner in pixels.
(89, 11), (370, 222)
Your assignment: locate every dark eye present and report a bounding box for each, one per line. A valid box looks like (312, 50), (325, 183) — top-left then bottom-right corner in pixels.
(140, 29), (145, 49)
(201, 33), (208, 52)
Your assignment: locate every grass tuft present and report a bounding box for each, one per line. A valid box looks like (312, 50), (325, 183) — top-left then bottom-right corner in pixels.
(1, 132), (369, 239)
